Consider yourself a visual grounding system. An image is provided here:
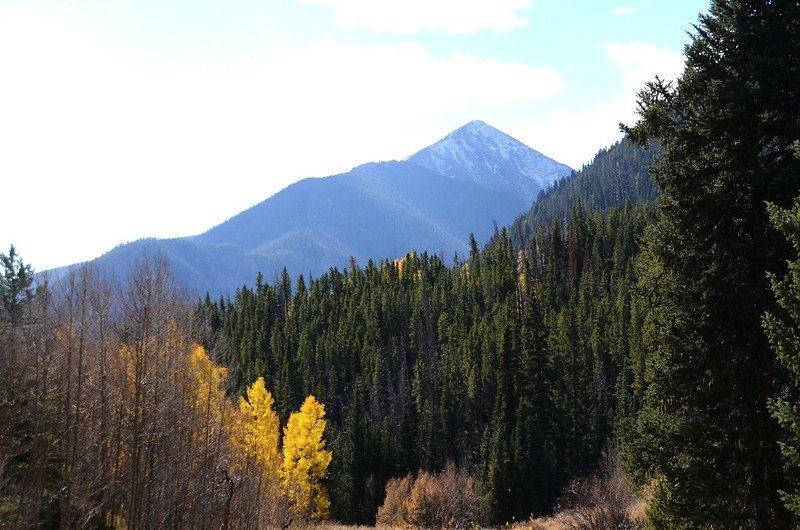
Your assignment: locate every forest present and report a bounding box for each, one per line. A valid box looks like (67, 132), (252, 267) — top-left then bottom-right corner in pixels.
(2, 1), (800, 528)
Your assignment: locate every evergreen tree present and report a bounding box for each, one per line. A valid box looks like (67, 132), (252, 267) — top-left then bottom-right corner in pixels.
(624, 1), (800, 526)
(481, 305), (516, 524)
(0, 245), (34, 326)
(766, 151), (800, 516)
(511, 258), (557, 516)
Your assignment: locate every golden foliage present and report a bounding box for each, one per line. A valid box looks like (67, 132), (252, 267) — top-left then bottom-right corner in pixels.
(188, 344), (228, 422)
(517, 249), (527, 290)
(234, 377), (290, 526)
(239, 377), (281, 476)
(394, 251), (416, 279)
(281, 395), (332, 521)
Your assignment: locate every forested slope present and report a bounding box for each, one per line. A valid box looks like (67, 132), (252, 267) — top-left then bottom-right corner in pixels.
(510, 139), (658, 246)
(197, 203), (653, 523)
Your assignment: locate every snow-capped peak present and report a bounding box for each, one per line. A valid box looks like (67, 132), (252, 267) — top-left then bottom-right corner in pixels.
(407, 120), (573, 204)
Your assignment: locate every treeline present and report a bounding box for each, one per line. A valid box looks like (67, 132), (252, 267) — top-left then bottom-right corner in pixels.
(197, 203), (653, 524)
(0, 253), (332, 528)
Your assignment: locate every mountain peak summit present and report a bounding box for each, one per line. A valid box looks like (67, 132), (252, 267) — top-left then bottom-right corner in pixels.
(407, 121), (573, 203)
(443, 120), (505, 141)
(460, 119), (491, 130)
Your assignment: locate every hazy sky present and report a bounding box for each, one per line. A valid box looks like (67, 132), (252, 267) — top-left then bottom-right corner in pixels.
(1, 0), (708, 270)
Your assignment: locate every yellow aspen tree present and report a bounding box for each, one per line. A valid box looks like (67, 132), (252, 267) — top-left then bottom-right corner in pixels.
(189, 345), (228, 421)
(281, 395), (332, 520)
(239, 377), (281, 478)
(236, 377), (287, 527)
(187, 344), (229, 512)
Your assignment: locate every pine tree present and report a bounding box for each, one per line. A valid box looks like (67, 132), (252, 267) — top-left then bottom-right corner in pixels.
(198, 205), (652, 523)
(511, 259), (556, 516)
(765, 148), (800, 516)
(624, 1), (800, 526)
(481, 309), (515, 524)
(0, 245), (34, 326)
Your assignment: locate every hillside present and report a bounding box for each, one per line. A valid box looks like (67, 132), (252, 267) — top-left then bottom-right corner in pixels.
(509, 139), (659, 245)
(194, 160), (529, 278)
(7, 2), (800, 528)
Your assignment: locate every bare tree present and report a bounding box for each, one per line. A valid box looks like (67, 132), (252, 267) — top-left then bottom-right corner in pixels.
(559, 446), (638, 530)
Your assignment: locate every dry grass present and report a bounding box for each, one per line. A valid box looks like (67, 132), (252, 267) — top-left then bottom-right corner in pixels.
(628, 498), (647, 527)
(294, 501), (647, 530)
(510, 510), (609, 530)
(510, 498), (646, 530)
(289, 523), (375, 530)
(291, 498), (648, 530)
(519, 513), (571, 529)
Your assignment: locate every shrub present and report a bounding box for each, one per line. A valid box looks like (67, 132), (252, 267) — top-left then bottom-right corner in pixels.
(376, 462), (477, 529)
(376, 474), (413, 527)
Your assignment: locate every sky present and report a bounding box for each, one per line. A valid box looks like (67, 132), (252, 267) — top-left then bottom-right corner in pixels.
(0, 0), (709, 271)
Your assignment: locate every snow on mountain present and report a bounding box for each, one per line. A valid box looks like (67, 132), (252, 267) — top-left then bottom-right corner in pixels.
(407, 120), (573, 204)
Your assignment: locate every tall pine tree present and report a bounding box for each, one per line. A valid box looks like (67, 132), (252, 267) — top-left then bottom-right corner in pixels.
(765, 145), (800, 516)
(624, 1), (800, 527)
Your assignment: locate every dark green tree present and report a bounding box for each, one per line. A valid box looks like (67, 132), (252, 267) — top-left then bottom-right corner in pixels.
(624, 1), (800, 527)
(766, 145), (800, 516)
(481, 304), (515, 524)
(511, 139), (659, 248)
(0, 245), (34, 326)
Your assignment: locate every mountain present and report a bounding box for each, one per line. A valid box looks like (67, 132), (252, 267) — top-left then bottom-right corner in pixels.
(52, 121), (573, 296)
(408, 120), (572, 204)
(194, 161), (528, 274)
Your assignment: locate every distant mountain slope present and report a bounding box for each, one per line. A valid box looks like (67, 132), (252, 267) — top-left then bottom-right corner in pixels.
(54, 121), (571, 297)
(76, 238), (275, 294)
(510, 139), (659, 245)
(194, 160), (529, 282)
(408, 120), (572, 204)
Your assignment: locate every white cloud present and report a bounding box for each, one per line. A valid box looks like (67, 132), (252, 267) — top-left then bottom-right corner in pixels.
(296, 0), (532, 34)
(0, 7), (562, 270)
(508, 42), (685, 168)
(614, 6), (637, 16)
(507, 95), (640, 170)
(604, 41), (685, 91)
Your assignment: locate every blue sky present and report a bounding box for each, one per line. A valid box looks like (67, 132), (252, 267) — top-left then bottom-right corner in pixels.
(0, 0), (709, 270)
